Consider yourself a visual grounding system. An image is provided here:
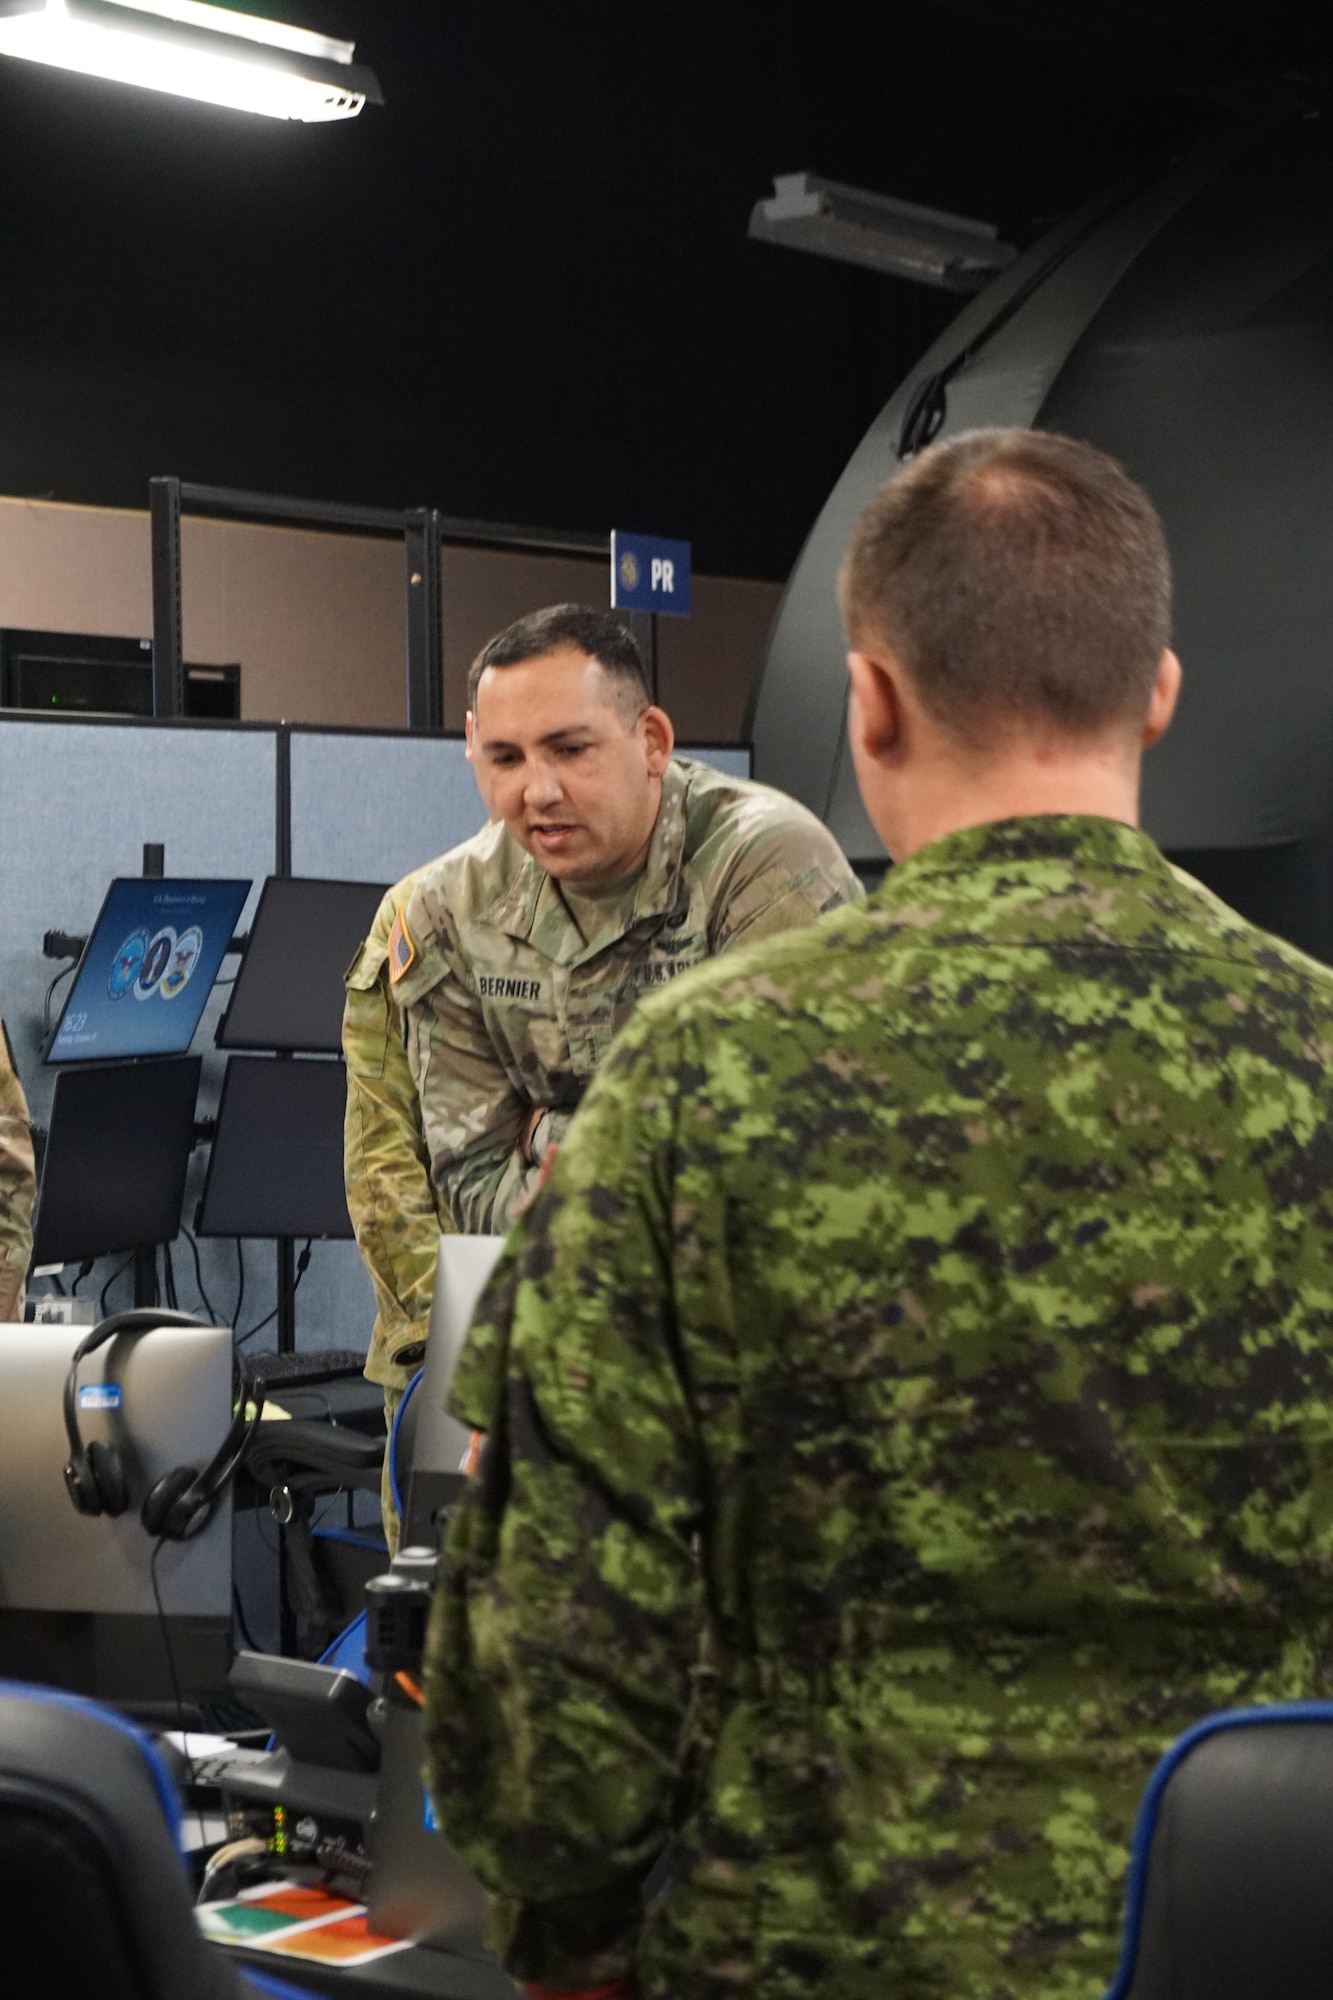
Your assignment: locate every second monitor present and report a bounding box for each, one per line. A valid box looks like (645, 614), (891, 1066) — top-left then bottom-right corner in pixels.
(196, 1055), (353, 1241)
(216, 877), (388, 1055)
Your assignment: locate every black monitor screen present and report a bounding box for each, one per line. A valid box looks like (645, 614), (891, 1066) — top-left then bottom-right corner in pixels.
(48, 878), (252, 1065)
(217, 877), (388, 1055)
(32, 1056), (202, 1266)
(196, 1055), (352, 1240)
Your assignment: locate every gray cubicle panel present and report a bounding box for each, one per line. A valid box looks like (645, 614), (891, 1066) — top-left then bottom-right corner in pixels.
(288, 727), (752, 886)
(0, 720), (754, 1365)
(0, 717), (276, 1120)
(0, 713), (289, 1346)
(288, 729), (488, 884)
(0, 716), (277, 1303)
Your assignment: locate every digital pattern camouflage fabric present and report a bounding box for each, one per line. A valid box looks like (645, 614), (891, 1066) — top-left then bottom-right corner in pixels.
(423, 814), (1333, 1998)
(0, 1022), (35, 1322)
(343, 867), (451, 1392)
(393, 757), (861, 1235)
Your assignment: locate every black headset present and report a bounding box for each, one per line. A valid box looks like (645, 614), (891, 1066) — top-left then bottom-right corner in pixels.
(63, 1308), (259, 1543)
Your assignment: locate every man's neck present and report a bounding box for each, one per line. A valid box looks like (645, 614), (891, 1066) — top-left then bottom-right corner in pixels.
(887, 749), (1142, 862)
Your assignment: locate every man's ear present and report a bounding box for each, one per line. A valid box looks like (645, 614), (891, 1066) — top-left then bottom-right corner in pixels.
(641, 704), (675, 775)
(1142, 649), (1182, 749)
(846, 650), (903, 764)
(464, 710), (476, 761)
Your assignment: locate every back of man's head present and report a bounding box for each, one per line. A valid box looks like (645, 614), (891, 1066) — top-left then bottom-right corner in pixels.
(468, 603), (649, 722)
(839, 428), (1172, 747)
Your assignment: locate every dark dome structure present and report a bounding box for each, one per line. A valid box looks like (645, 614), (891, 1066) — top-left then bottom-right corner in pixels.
(753, 115), (1333, 956)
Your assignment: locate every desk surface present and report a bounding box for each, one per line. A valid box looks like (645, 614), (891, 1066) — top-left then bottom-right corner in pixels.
(231, 1940), (521, 1999)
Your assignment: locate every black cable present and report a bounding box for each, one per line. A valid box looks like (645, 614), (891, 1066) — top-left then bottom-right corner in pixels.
(233, 1241), (244, 1336)
(235, 1239), (313, 1347)
(69, 1258), (94, 1298)
(99, 1255), (135, 1316)
(42, 962), (77, 1035)
(151, 1538), (208, 1853)
(232, 1582), (261, 1654)
(181, 1227), (220, 1325)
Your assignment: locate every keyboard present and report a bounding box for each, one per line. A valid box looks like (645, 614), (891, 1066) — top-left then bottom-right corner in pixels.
(246, 1347), (366, 1393)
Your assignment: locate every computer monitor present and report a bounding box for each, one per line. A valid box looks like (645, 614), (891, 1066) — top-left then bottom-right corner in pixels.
(47, 876), (252, 1064)
(216, 876), (389, 1055)
(196, 1055), (352, 1240)
(0, 1319), (233, 1700)
(401, 1235), (504, 1547)
(368, 1234), (502, 1954)
(32, 1056), (202, 1267)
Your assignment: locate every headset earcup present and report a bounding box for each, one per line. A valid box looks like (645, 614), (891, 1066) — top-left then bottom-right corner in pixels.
(85, 1439), (129, 1518)
(141, 1464), (200, 1542)
(63, 1454), (102, 1516)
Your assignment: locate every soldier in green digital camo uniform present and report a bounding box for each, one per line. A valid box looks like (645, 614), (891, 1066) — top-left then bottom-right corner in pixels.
(388, 605), (861, 1236)
(343, 865), (451, 1547)
(0, 1021), (35, 1322)
(422, 432), (1333, 2000)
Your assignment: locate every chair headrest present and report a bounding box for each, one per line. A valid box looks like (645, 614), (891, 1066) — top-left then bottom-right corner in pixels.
(0, 1681), (234, 2000)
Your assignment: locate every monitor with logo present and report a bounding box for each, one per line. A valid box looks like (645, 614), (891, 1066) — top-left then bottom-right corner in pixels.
(47, 877), (251, 1064)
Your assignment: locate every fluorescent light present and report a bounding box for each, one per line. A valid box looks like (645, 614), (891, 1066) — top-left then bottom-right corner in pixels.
(99, 0), (354, 65)
(750, 173), (1016, 293)
(0, 0), (382, 120)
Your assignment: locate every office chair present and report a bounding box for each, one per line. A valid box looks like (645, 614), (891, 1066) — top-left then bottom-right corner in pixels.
(243, 1418), (386, 1657)
(0, 1680), (313, 2000)
(1106, 1700), (1333, 2000)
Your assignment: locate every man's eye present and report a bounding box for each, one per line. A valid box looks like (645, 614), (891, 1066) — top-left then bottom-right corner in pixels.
(559, 743), (589, 758)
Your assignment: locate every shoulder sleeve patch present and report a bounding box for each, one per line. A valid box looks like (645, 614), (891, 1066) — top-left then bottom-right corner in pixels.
(388, 906), (417, 984)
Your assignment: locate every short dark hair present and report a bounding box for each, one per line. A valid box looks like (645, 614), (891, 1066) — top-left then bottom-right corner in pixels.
(839, 428), (1172, 745)
(468, 603), (649, 718)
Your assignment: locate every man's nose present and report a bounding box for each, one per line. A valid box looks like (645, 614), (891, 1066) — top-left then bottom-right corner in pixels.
(524, 760), (564, 809)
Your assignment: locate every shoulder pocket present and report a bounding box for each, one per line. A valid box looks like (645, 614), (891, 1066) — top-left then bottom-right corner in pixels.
(389, 938), (456, 1010)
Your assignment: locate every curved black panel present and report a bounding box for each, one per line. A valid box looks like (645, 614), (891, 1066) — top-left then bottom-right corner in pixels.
(1042, 117), (1333, 855)
(752, 122), (1327, 875)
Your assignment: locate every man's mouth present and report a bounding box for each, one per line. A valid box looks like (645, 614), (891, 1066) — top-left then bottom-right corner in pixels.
(531, 822), (579, 849)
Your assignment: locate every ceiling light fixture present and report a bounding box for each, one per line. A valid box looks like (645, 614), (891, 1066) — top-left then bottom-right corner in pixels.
(0, 0), (381, 120)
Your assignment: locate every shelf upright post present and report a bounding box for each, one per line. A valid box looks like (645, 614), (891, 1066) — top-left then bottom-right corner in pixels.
(625, 609), (659, 704)
(149, 476), (185, 719)
(404, 507), (444, 731)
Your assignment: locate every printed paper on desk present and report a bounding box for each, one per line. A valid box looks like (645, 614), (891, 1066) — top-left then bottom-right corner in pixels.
(261, 1912), (413, 1966)
(196, 1881), (361, 1945)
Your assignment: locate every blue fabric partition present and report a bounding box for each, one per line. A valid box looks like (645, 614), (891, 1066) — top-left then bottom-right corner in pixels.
(287, 727), (752, 887)
(288, 729), (488, 885)
(0, 719), (755, 1363)
(0, 717), (276, 1130)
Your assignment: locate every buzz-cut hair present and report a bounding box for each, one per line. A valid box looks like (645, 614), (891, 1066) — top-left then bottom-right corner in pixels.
(838, 428), (1173, 747)
(468, 603), (650, 720)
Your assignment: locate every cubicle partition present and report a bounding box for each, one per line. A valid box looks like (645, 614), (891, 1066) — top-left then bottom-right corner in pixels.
(0, 714), (752, 1355)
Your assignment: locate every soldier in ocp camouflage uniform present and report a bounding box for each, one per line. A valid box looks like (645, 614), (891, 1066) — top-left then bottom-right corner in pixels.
(422, 433), (1333, 2000)
(343, 866), (452, 1548)
(0, 1021), (35, 1322)
(389, 605), (860, 1236)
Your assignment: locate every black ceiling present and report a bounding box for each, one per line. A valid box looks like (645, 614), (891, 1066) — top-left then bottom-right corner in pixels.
(1, 1), (1330, 577)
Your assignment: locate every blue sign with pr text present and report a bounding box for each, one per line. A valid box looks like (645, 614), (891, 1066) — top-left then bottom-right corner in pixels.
(611, 531), (692, 617)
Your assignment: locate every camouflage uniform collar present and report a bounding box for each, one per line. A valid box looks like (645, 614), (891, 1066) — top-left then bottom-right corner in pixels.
(628, 756), (690, 926)
(482, 759), (690, 955)
(878, 814), (1166, 900)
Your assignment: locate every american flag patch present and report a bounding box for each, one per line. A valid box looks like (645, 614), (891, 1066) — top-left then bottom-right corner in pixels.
(387, 905), (416, 984)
